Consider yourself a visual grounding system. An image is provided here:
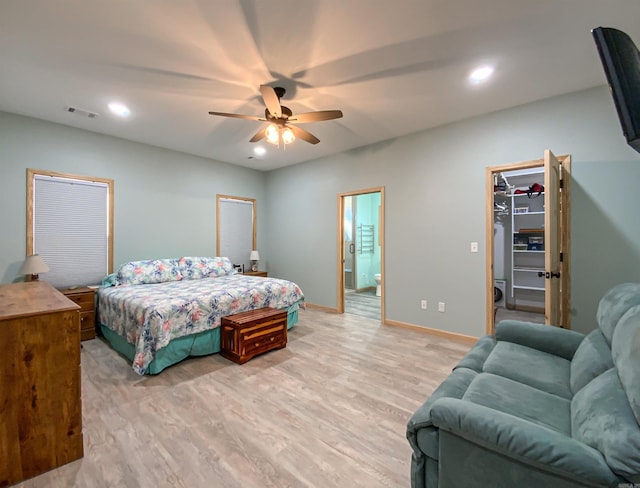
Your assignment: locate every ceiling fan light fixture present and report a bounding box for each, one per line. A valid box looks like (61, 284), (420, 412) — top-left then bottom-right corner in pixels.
(265, 124), (279, 144)
(282, 127), (295, 145)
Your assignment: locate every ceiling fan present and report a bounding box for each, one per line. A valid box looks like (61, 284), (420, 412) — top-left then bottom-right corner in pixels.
(208, 85), (343, 145)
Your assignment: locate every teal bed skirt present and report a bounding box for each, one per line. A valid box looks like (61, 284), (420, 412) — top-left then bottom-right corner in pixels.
(100, 307), (300, 375)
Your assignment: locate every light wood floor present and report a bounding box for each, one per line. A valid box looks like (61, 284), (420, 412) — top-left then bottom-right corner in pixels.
(495, 307), (546, 324)
(344, 289), (380, 320)
(14, 309), (471, 488)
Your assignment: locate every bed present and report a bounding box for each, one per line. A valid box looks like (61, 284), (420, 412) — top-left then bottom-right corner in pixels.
(97, 257), (304, 375)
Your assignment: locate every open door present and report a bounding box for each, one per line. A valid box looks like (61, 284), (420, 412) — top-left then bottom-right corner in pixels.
(485, 152), (571, 333)
(544, 150), (561, 325)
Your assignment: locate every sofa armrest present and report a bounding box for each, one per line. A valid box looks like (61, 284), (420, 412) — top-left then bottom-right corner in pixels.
(430, 397), (619, 486)
(406, 368), (477, 455)
(495, 320), (585, 360)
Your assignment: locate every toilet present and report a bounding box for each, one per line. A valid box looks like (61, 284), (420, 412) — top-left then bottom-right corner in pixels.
(374, 273), (382, 297)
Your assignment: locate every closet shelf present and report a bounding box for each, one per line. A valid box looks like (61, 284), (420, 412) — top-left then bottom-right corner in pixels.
(513, 285), (545, 292)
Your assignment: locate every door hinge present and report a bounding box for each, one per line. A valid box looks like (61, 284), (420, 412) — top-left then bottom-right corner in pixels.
(560, 252), (563, 262)
(559, 179), (564, 189)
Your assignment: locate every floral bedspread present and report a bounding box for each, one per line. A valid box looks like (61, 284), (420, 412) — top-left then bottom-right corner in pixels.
(97, 274), (304, 374)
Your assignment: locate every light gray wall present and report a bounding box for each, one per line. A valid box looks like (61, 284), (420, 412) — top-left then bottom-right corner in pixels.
(0, 111), (266, 284)
(2, 87), (639, 337)
(265, 86), (640, 337)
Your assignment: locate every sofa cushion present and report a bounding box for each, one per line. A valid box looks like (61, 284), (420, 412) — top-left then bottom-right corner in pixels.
(570, 329), (613, 395)
(596, 282), (640, 345)
(454, 335), (495, 372)
(483, 342), (572, 399)
(463, 373), (571, 435)
(495, 320), (584, 360)
(571, 368), (640, 482)
(115, 258), (182, 285)
(611, 304), (640, 424)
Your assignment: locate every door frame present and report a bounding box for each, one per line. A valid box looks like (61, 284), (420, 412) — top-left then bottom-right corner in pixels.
(337, 187), (385, 321)
(485, 155), (571, 334)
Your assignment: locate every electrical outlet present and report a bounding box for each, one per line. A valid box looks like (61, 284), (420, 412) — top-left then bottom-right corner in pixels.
(438, 302), (446, 313)
(470, 242), (478, 253)
(420, 300), (427, 310)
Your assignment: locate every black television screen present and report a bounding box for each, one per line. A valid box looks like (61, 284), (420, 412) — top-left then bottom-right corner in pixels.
(592, 27), (640, 153)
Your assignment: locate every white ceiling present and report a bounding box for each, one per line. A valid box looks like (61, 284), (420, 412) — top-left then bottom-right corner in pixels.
(1, 1), (639, 171)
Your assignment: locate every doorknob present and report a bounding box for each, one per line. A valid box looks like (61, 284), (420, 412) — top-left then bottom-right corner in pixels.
(538, 271), (561, 279)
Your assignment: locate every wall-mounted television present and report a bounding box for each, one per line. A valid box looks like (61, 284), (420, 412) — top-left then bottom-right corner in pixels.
(592, 27), (640, 154)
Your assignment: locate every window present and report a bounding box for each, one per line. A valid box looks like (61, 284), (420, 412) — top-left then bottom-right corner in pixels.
(216, 195), (256, 271)
(27, 169), (114, 288)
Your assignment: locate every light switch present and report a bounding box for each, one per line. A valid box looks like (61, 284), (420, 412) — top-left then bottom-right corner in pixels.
(471, 242), (479, 253)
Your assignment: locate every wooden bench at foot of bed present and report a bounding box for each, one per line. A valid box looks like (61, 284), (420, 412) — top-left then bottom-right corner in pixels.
(220, 307), (288, 364)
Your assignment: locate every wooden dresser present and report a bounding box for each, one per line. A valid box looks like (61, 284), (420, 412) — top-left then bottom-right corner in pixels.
(60, 287), (96, 341)
(0, 281), (83, 486)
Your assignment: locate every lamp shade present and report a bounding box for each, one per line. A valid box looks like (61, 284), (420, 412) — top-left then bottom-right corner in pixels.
(250, 250), (260, 261)
(19, 254), (50, 275)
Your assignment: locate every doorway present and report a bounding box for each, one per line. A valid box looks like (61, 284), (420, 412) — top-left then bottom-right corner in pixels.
(338, 187), (385, 321)
(485, 151), (571, 334)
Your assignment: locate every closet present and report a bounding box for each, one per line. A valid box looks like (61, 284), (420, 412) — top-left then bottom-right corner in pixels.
(495, 169), (546, 313)
(487, 150), (571, 333)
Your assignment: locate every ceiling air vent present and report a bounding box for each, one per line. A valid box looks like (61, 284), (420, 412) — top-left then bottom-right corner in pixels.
(65, 105), (99, 119)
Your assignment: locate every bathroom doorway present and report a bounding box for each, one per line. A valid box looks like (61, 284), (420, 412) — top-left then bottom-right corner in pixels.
(337, 187), (385, 321)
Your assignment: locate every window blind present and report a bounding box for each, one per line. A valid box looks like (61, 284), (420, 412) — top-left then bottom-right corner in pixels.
(219, 198), (254, 270)
(33, 175), (109, 288)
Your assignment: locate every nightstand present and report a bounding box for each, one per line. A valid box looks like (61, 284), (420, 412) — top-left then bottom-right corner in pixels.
(243, 270), (268, 277)
(60, 287), (96, 341)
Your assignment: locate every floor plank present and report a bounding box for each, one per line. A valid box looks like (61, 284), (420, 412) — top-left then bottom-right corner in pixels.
(344, 289), (380, 320)
(13, 309), (471, 488)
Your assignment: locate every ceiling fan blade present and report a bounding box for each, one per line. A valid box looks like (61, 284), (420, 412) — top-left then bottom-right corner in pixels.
(289, 110), (343, 123)
(249, 126), (267, 143)
(260, 85), (282, 118)
(208, 111), (264, 121)
(288, 124), (320, 145)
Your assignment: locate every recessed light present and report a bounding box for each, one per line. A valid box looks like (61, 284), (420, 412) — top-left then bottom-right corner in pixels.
(254, 146), (266, 156)
(108, 102), (131, 117)
(469, 66), (494, 84)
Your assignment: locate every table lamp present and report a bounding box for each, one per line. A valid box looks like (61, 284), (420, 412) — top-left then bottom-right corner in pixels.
(19, 254), (50, 281)
(249, 250), (260, 272)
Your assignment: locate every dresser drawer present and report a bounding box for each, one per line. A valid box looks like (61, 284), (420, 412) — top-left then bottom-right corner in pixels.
(65, 292), (94, 311)
(60, 287), (96, 341)
(242, 324), (286, 354)
(79, 311), (96, 341)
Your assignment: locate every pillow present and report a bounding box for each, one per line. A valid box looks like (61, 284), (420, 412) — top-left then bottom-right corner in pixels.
(101, 273), (117, 287)
(178, 256), (236, 280)
(115, 259), (182, 285)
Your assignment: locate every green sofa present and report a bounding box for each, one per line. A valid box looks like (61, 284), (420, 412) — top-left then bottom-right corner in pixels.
(407, 283), (640, 488)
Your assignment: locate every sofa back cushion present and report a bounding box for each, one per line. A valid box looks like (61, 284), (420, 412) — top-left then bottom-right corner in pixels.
(571, 368), (640, 482)
(570, 329), (613, 394)
(612, 304), (640, 425)
(115, 258), (182, 285)
(596, 282), (640, 345)
(177, 256), (236, 280)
